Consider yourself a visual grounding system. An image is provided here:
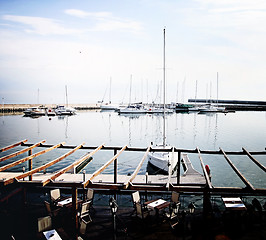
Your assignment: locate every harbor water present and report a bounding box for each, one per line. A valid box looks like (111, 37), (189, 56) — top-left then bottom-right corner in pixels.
(0, 110), (265, 190)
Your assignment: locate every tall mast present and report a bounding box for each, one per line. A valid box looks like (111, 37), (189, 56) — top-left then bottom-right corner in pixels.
(129, 74), (132, 105)
(109, 77), (112, 104)
(217, 72), (219, 105)
(163, 28), (166, 147)
(65, 85), (68, 107)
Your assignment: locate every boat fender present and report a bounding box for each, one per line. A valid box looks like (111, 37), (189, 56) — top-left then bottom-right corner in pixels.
(205, 165), (211, 181)
(205, 165), (210, 175)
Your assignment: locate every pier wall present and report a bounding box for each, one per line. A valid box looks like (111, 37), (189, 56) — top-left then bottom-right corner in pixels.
(188, 99), (266, 111)
(0, 103), (101, 113)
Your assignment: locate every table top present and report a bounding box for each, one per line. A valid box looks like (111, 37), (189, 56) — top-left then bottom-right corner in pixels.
(147, 199), (170, 210)
(57, 197), (72, 207)
(222, 197), (246, 211)
(43, 229), (62, 240)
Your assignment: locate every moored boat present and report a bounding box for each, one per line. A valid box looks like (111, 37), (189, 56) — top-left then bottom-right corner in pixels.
(148, 28), (177, 174)
(55, 105), (76, 115)
(23, 107), (46, 117)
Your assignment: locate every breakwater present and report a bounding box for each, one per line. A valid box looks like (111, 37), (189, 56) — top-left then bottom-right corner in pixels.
(188, 99), (266, 111)
(0, 103), (101, 113)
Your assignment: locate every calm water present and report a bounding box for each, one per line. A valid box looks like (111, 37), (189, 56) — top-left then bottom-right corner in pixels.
(0, 110), (266, 189)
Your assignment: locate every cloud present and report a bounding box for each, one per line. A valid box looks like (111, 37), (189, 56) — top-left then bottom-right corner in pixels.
(64, 9), (111, 19)
(64, 9), (142, 33)
(2, 15), (82, 35)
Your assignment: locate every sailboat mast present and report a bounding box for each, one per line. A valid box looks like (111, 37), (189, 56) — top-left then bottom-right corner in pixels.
(129, 74), (132, 105)
(163, 28), (166, 147)
(217, 72), (219, 105)
(109, 77), (112, 104)
(65, 85), (68, 107)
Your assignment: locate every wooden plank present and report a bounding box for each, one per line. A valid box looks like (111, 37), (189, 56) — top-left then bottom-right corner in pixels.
(0, 140), (46, 162)
(220, 148), (255, 190)
(0, 139), (27, 153)
(0, 142), (64, 172)
(2, 142), (78, 185)
(83, 145), (127, 188)
(242, 147), (266, 172)
(123, 145), (151, 189)
(196, 147), (212, 189)
(41, 144), (104, 186)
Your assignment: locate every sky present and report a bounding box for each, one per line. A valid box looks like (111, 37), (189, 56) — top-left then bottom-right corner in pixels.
(0, 0), (266, 104)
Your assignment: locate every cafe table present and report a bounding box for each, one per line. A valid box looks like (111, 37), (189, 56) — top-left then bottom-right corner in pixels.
(43, 229), (62, 240)
(222, 197), (247, 211)
(146, 199), (170, 221)
(56, 197), (82, 208)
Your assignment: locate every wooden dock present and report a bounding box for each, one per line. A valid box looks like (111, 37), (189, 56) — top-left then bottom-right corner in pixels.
(0, 140), (265, 194)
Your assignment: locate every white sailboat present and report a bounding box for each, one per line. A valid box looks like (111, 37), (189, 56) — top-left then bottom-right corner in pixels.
(100, 78), (119, 110)
(148, 28), (178, 174)
(119, 75), (147, 114)
(199, 73), (226, 113)
(55, 86), (76, 115)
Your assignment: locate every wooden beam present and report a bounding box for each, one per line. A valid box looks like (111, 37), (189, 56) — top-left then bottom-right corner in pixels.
(0, 142), (64, 172)
(72, 187), (79, 239)
(242, 147), (266, 172)
(196, 147), (212, 189)
(2, 142), (80, 185)
(0, 140), (45, 162)
(123, 145), (151, 189)
(166, 147), (175, 189)
(41, 144), (104, 186)
(0, 139), (27, 153)
(83, 145), (127, 188)
(220, 148), (255, 190)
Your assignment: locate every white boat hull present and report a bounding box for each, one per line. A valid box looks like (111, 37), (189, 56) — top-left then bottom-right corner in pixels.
(148, 147), (178, 174)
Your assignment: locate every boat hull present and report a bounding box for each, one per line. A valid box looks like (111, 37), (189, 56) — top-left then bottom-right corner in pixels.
(148, 148), (178, 174)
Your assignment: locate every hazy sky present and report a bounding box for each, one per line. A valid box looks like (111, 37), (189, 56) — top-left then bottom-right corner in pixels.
(0, 0), (266, 104)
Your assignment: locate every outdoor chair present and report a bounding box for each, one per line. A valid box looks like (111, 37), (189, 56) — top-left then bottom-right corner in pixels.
(38, 215), (52, 232)
(132, 191), (141, 212)
(165, 202), (180, 229)
(86, 188), (94, 203)
(50, 188), (61, 203)
(171, 191), (180, 205)
(135, 202), (151, 219)
(85, 188), (94, 211)
(78, 201), (92, 235)
(44, 201), (61, 218)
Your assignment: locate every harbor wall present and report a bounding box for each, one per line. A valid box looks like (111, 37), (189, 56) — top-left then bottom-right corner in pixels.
(0, 103), (101, 113)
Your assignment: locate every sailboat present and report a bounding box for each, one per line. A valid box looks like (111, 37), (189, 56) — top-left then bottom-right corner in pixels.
(199, 73), (226, 113)
(100, 78), (119, 110)
(148, 28), (178, 174)
(119, 75), (147, 114)
(55, 85), (76, 115)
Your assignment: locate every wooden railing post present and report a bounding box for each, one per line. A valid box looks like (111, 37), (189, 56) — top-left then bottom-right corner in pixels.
(177, 151), (181, 185)
(72, 187), (78, 240)
(28, 149), (32, 181)
(114, 149), (117, 184)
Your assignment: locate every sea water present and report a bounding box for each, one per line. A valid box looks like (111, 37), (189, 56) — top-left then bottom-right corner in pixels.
(0, 110), (265, 190)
